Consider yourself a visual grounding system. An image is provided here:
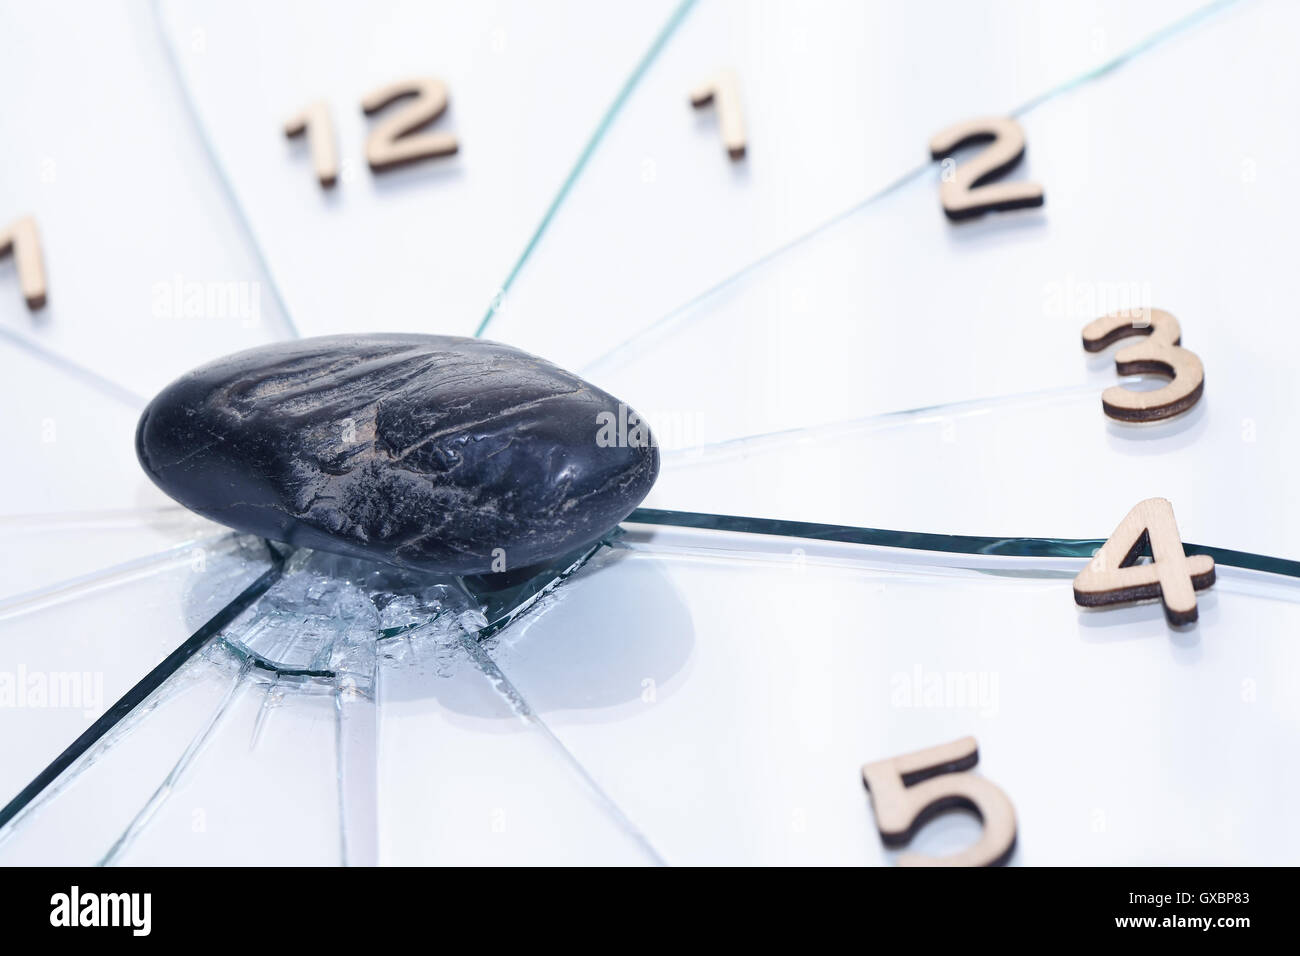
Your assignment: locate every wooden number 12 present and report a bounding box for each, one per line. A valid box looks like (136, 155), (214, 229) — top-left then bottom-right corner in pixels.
(285, 77), (458, 188)
(1074, 498), (1215, 625)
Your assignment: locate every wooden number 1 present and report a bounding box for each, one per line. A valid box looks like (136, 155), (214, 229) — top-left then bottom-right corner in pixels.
(1074, 498), (1215, 625)
(361, 76), (458, 171)
(690, 70), (746, 160)
(861, 736), (1016, 867)
(928, 116), (1043, 221)
(0, 215), (48, 309)
(284, 100), (340, 188)
(1082, 309), (1204, 422)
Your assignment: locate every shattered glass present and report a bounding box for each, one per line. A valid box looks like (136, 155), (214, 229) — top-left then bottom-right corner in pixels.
(2, 0), (1298, 865)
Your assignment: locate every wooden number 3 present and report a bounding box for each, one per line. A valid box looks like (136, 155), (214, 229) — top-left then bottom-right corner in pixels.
(1082, 308), (1204, 422)
(1074, 497), (1215, 625)
(928, 116), (1044, 221)
(861, 736), (1016, 867)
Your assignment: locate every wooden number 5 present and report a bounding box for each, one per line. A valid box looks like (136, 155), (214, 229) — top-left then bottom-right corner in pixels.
(0, 215), (48, 309)
(1074, 497), (1215, 625)
(861, 736), (1016, 867)
(362, 76), (458, 171)
(1082, 308), (1204, 422)
(928, 117), (1044, 221)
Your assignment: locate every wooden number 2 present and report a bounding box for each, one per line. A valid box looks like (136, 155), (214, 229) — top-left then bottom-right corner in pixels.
(361, 76), (458, 171)
(861, 736), (1016, 867)
(0, 215), (48, 309)
(690, 70), (746, 160)
(928, 117), (1044, 221)
(1082, 308), (1204, 422)
(284, 100), (340, 187)
(1074, 497), (1215, 625)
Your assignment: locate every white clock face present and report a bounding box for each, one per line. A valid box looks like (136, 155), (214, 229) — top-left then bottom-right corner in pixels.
(1, 0), (1298, 866)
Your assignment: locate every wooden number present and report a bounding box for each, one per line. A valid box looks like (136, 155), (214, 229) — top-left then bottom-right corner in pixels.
(1082, 308), (1204, 422)
(361, 76), (458, 172)
(1074, 497), (1215, 625)
(861, 736), (1016, 867)
(284, 100), (340, 188)
(928, 117), (1044, 221)
(690, 70), (746, 160)
(0, 215), (48, 309)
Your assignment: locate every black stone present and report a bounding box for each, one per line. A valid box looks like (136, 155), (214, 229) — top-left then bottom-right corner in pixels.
(136, 334), (659, 575)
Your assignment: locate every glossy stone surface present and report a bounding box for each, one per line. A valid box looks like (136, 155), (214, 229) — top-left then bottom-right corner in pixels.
(137, 334), (659, 575)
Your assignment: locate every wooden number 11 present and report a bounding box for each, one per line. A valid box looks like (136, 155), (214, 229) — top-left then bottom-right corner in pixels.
(0, 215), (47, 309)
(1074, 498), (1215, 625)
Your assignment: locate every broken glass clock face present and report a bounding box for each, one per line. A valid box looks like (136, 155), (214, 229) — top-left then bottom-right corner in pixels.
(2, 0), (1298, 866)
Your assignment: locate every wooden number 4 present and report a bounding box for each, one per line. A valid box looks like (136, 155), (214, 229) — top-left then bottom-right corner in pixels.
(0, 215), (47, 309)
(1082, 308), (1204, 422)
(928, 116), (1043, 221)
(1074, 498), (1215, 625)
(861, 736), (1016, 867)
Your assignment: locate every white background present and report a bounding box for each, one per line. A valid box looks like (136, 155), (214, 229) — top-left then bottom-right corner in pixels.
(1, 0), (1297, 865)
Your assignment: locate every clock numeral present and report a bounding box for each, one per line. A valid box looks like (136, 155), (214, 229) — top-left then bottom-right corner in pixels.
(0, 215), (48, 310)
(928, 116), (1043, 221)
(1082, 308), (1204, 422)
(284, 77), (458, 186)
(362, 76), (458, 172)
(284, 100), (340, 188)
(861, 736), (1016, 867)
(690, 69), (746, 160)
(1074, 497), (1215, 625)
